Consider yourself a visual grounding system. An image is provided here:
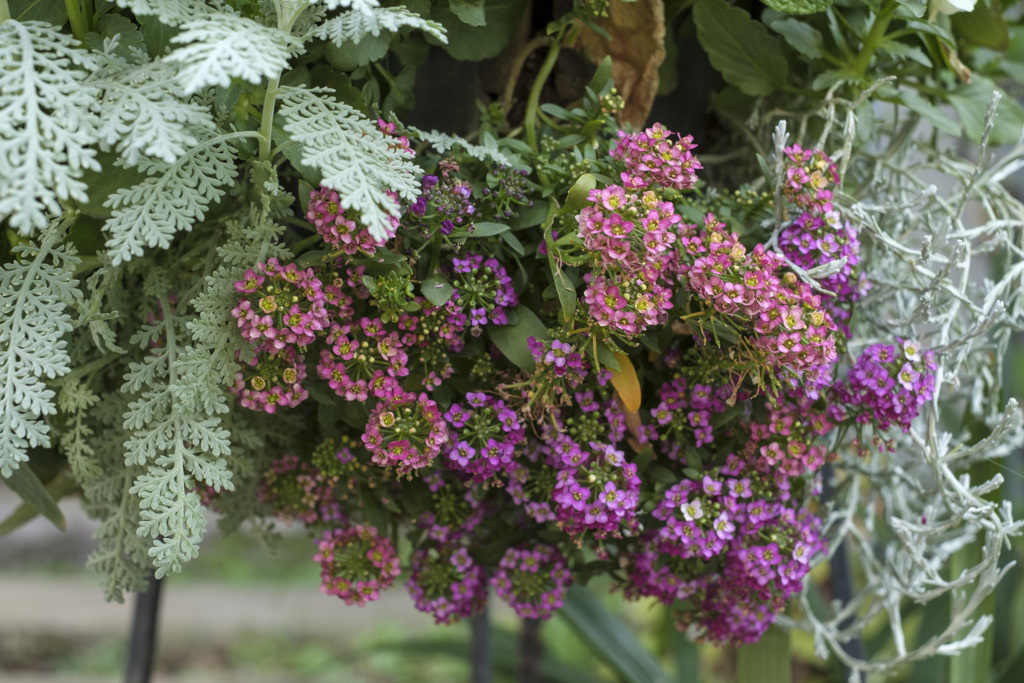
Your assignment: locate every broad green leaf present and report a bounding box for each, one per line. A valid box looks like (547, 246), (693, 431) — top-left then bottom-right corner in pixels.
(448, 0), (486, 26)
(2, 465), (67, 531)
(431, 0), (527, 61)
(736, 625), (791, 683)
(768, 17), (826, 59)
(899, 89), (961, 137)
(0, 470), (77, 535)
(947, 78), (1024, 144)
(762, 0), (834, 14)
(9, 0), (67, 24)
(694, 0), (789, 96)
(77, 152), (151, 218)
(421, 270), (455, 307)
(559, 173), (597, 216)
(559, 584), (671, 683)
(609, 352), (641, 412)
(488, 306), (548, 371)
(951, 0), (1009, 51)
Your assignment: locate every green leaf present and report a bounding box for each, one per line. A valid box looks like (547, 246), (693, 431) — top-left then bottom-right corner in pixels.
(510, 199), (549, 229)
(421, 270), (455, 306)
(762, 0), (834, 14)
(589, 55), (615, 94)
(431, 0), (528, 61)
(768, 17), (826, 59)
(499, 230), (525, 255)
(2, 465), (66, 531)
(77, 152), (150, 218)
(549, 259), (576, 323)
(947, 77), (1024, 144)
(559, 584), (671, 683)
(465, 221), (509, 236)
(325, 33), (392, 71)
(559, 173), (597, 216)
(488, 306), (548, 371)
(9, 0), (67, 25)
(952, 0), (1009, 51)
(448, 0), (486, 26)
(694, 0), (789, 96)
(736, 625), (791, 683)
(899, 89), (962, 137)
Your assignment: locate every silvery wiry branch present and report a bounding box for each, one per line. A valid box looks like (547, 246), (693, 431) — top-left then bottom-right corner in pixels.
(774, 92), (1024, 677)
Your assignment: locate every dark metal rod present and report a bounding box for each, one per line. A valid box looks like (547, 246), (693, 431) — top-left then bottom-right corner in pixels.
(518, 617), (542, 683)
(822, 465), (863, 682)
(470, 603), (492, 683)
(124, 573), (163, 683)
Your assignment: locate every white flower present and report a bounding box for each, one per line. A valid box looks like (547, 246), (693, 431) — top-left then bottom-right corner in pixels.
(931, 0), (977, 15)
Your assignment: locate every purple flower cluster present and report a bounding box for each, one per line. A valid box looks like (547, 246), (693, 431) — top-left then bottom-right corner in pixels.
(315, 525), (402, 606)
(527, 336), (588, 387)
(778, 145), (865, 336)
(610, 122), (702, 191)
(628, 457), (823, 644)
(482, 165), (532, 220)
(443, 392), (525, 482)
(834, 339), (937, 432)
(362, 390), (450, 473)
(410, 170), (476, 236)
(679, 214), (839, 377)
(651, 376), (737, 455)
(551, 439), (641, 539)
(447, 253), (517, 334)
(490, 545), (573, 619)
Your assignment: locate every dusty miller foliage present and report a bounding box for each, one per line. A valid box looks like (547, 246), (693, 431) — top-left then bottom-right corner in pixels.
(0, 0), (435, 594)
(0, 0), (1022, 674)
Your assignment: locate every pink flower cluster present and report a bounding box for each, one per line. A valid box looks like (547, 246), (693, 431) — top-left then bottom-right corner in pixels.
(782, 144), (840, 215)
(407, 545), (487, 625)
(610, 122), (702, 191)
(231, 345), (309, 413)
(679, 214), (838, 377)
(743, 392), (834, 477)
(362, 391), (450, 473)
(307, 187), (389, 255)
(834, 339), (937, 432)
(316, 316), (411, 402)
(315, 525), (401, 606)
(490, 545), (573, 620)
(576, 186), (682, 336)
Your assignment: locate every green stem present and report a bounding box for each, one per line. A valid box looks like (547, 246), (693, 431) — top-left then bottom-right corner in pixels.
(852, 0), (897, 78)
(524, 25), (567, 153)
(0, 0), (11, 22)
(64, 0), (87, 42)
(82, 0), (93, 31)
(258, 76), (281, 163)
